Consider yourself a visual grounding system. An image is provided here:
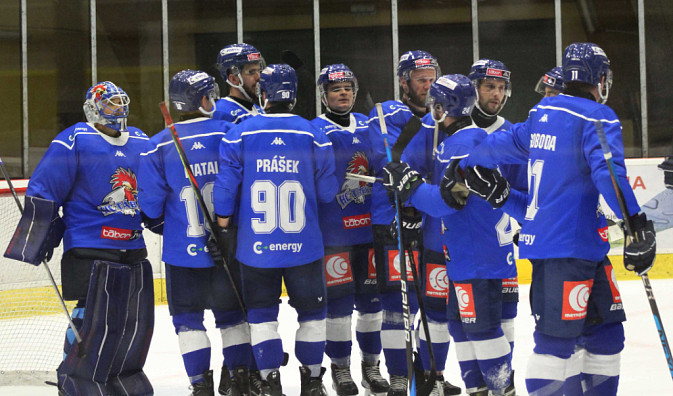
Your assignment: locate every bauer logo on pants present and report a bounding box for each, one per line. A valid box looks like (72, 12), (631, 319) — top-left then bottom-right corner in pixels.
(454, 283), (476, 318)
(502, 277), (519, 294)
(425, 263), (448, 298)
(561, 279), (594, 320)
(387, 250), (419, 282)
(324, 252), (353, 286)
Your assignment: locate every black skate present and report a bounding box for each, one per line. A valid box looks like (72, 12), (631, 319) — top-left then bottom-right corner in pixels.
(218, 365), (232, 395)
(249, 371), (264, 396)
(386, 375), (407, 396)
(230, 366), (251, 396)
(361, 361), (390, 395)
(299, 366), (328, 396)
(440, 374), (462, 395)
(191, 370), (215, 396)
(467, 386), (489, 396)
(263, 370), (284, 396)
(331, 363), (358, 395)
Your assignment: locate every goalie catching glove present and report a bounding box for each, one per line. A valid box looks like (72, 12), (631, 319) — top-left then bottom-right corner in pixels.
(622, 212), (656, 276)
(439, 159), (470, 209)
(464, 165), (510, 209)
(382, 161), (424, 203)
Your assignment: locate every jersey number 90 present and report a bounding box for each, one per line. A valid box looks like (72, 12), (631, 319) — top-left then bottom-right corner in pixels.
(251, 180), (306, 234)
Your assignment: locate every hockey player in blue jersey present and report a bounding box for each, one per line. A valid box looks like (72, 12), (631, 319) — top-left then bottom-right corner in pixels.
(534, 66), (564, 98)
(365, 50), (445, 395)
(139, 70), (256, 396)
(214, 43), (265, 124)
(311, 64), (389, 396)
(462, 42), (657, 395)
(214, 64), (338, 396)
(12, 81), (155, 395)
(385, 74), (516, 396)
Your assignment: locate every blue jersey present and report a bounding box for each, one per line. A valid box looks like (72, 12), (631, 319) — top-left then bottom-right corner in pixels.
(26, 122), (148, 251)
(464, 94), (641, 261)
(139, 117), (231, 268)
(312, 113), (373, 247)
(214, 113), (338, 268)
(367, 100), (417, 225)
(213, 97), (262, 124)
(483, 116), (528, 193)
(408, 125), (516, 281)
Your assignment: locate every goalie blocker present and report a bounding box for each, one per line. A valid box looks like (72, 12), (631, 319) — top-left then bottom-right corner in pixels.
(4, 195), (65, 265)
(58, 259), (155, 396)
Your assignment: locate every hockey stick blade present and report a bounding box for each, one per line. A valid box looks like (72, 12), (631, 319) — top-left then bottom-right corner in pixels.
(594, 120), (673, 380)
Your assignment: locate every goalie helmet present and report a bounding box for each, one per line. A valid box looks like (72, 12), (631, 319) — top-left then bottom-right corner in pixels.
(426, 74), (477, 122)
(563, 42), (612, 103)
(397, 50), (440, 81)
(317, 64), (359, 115)
(83, 81), (130, 132)
(256, 64), (297, 110)
(468, 59), (512, 115)
(535, 66), (564, 96)
(169, 69), (219, 115)
(216, 43), (265, 101)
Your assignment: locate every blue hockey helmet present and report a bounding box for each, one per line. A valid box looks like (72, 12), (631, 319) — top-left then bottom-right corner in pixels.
(83, 81), (130, 132)
(317, 64), (359, 115)
(169, 69), (219, 115)
(468, 59), (512, 115)
(426, 74), (477, 122)
(216, 43), (265, 101)
(256, 64), (297, 110)
(562, 42), (612, 103)
(397, 50), (440, 80)
(535, 66), (564, 96)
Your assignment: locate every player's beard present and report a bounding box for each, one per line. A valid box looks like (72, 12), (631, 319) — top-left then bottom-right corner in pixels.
(406, 90), (428, 114)
(244, 84), (257, 102)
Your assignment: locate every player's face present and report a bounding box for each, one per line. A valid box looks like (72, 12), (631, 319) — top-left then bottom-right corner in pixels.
(326, 82), (354, 113)
(102, 97), (125, 116)
(405, 69), (436, 107)
(477, 78), (506, 115)
(240, 62), (262, 98)
(544, 87), (561, 98)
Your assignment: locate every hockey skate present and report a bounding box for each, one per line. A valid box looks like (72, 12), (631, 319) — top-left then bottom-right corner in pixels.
(467, 386), (489, 396)
(190, 370), (215, 396)
(361, 360), (390, 395)
(253, 370), (284, 396)
(331, 363), (358, 395)
(299, 366), (328, 396)
(218, 365), (232, 395)
(249, 371), (264, 396)
(230, 366), (251, 396)
(386, 375), (407, 396)
(440, 375), (462, 395)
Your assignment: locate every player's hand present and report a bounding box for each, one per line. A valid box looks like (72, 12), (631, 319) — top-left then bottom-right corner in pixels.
(440, 159), (469, 210)
(207, 225), (233, 267)
(658, 157), (673, 190)
(623, 212), (656, 276)
(464, 165), (510, 208)
(390, 206), (423, 248)
(382, 161), (424, 203)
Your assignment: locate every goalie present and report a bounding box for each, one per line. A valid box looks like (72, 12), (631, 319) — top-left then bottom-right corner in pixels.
(5, 82), (156, 395)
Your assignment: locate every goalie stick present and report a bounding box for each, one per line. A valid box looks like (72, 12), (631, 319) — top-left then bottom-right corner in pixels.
(0, 156), (84, 351)
(158, 102), (246, 317)
(594, 120), (673, 380)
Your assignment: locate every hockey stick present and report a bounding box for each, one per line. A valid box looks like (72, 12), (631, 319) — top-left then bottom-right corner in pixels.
(594, 120), (673, 380)
(344, 173), (381, 184)
(158, 102), (247, 317)
(0, 157), (84, 348)
(376, 102), (416, 391)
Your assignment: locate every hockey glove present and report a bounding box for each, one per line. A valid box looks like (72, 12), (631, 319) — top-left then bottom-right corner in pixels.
(658, 157), (673, 190)
(464, 165), (510, 209)
(439, 159), (469, 210)
(141, 213), (164, 235)
(622, 212), (656, 276)
(390, 206), (423, 248)
(207, 224), (234, 268)
(382, 161), (424, 204)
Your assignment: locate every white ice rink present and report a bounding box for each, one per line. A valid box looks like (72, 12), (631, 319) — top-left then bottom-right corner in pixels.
(5, 279), (673, 395)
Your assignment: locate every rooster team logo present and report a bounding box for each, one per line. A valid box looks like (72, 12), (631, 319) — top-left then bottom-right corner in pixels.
(336, 151), (372, 209)
(97, 167), (140, 216)
(90, 83), (107, 100)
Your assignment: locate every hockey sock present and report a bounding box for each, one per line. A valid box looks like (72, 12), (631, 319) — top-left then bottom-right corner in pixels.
(178, 328), (211, 384)
(295, 308), (327, 367)
(418, 316), (449, 372)
(219, 321), (252, 370)
(380, 291), (418, 376)
(525, 331), (576, 396)
(355, 295), (383, 361)
(580, 322), (624, 396)
(326, 315), (352, 361)
(562, 347), (582, 395)
(449, 319), (485, 392)
(502, 300), (517, 356)
(466, 327), (512, 391)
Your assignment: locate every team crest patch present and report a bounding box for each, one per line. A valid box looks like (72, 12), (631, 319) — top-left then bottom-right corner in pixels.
(336, 151), (372, 209)
(387, 250), (419, 282)
(97, 167), (140, 216)
(561, 279), (594, 320)
(324, 252), (354, 286)
(425, 263), (448, 298)
(454, 283), (476, 319)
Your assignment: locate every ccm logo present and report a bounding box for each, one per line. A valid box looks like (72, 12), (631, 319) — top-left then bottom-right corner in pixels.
(342, 214), (371, 229)
(101, 226), (133, 240)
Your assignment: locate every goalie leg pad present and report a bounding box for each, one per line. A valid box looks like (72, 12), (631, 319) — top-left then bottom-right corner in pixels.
(4, 195), (64, 265)
(58, 260), (154, 394)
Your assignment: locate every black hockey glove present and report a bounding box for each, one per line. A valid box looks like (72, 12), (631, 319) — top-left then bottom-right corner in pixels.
(141, 213), (164, 235)
(207, 224), (234, 267)
(439, 159), (469, 210)
(382, 161), (424, 204)
(390, 206), (423, 248)
(622, 212), (656, 276)
(658, 157), (673, 190)
(464, 165), (510, 209)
